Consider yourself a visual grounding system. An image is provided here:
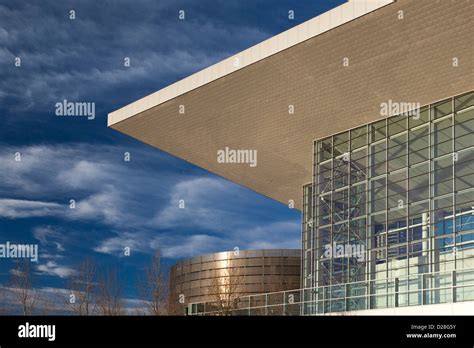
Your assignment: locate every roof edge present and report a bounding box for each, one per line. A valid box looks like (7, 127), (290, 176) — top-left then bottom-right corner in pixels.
(107, 0), (394, 127)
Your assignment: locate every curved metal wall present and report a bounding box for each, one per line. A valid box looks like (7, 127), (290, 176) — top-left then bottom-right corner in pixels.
(169, 249), (301, 314)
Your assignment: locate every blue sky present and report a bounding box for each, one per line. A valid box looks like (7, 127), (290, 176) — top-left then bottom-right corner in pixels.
(0, 0), (344, 302)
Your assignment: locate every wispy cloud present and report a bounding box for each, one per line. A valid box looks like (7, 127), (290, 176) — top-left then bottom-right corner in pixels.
(0, 143), (182, 227)
(36, 261), (75, 279)
(32, 225), (65, 252)
(152, 177), (258, 232)
(0, 0), (269, 114)
(0, 143), (299, 260)
(0, 199), (63, 218)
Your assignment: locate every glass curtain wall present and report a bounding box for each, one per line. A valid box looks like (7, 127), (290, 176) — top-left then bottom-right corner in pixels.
(309, 91), (474, 312)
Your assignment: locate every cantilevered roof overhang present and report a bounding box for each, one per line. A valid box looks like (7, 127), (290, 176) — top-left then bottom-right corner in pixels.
(108, 0), (473, 209)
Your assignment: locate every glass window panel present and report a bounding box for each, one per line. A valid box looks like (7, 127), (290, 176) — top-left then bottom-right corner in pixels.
(436, 236), (454, 253)
(333, 189), (349, 222)
(370, 141), (386, 177)
(455, 190), (474, 217)
(455, 91), (474, 112)
(334, 132), (349, 157)
(370, 119), (386, 142)
(409, 106), (429, 128)
(409, 163), (429, 203)
(388, 170), (407, 209)
(409, 201), (429, 225)
(408, 242), (423, 257)
(455, 204), (474, 237)
(371, 213), (386, 242)
(318, 194), (332, 226)
(408, 125), (429, 165)
(351, 126), (367, 150)
(455, 149), (474, 192)
(388, 134), (407, 172)
(388, 115), (407, 137)
(432, 196), (454, 236)
(319, 138), (332, 162)
(318, 225), (331, 244)
(409, 226), (423, 242)
(432, 98), (452, 119)
(334, 158), (349, 189)
(388, 243), (407, 260)
(318, 161), (332, 194)
(350, 149), (367, 184)
(432, 118), (453, 157)
(350, 184), (366, 218)
(455, 230), (474, 249)
(455, 109), (474, 151)
(388, 208), (407, 230)
(370, 177), (386, 213)
(349, 218), (367, 241)
(433, 156), (453, 197)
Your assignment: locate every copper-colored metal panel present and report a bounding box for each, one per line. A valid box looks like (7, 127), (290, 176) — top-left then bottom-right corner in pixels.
(168, 249), (301, 314)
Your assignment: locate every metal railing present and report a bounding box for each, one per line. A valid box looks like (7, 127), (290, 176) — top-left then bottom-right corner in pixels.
(189, 267), (474, 315)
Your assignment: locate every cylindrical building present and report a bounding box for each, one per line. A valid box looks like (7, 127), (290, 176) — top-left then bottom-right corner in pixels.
(169, 249), (301, 315)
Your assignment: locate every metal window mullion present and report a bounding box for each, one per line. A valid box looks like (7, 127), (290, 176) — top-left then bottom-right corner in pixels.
(348, 130), (352, 283)
(385, 117), (389, 281)
(405, 114), (409, 271)
(452, 97), (457, 270)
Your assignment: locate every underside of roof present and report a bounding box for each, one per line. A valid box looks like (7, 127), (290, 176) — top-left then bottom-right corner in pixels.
(108, 0), (474, 209)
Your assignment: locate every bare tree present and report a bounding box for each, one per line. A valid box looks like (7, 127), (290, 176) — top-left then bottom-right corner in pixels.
(208, 267), (244, 316)
(67, 259), (97, 315)
(137, 250), (168, 315)
(10, 259), (36, 315)
(0, 286), (10, 314)
(36, 294), (57, 315)
(97, 267), (124, 316)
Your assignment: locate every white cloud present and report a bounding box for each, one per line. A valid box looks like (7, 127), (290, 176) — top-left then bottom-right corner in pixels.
(0, 144), (178, 227)
(32, 226), (65, 252)
(0, 1), (269, 113)
(69, 188), (125, 226)
(56, 160), (111, 189)
(0, 199), (63, 218)
(36, 261), (75, 279)
(152, 234), (225, 258)
(93, 231), (146, 256)
(152, 177), (248, 232)
(0, 144), (300, 260)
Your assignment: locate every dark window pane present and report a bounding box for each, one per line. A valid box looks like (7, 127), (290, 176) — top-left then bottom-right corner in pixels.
(351, 126), (367, 150)
(370, 142), (386, 177)
(432, 118), (452, 157)
(371, 177), (386, 213)
(409, 125), (429, 165)
(409, 106), (429, 128)
(455, 109), (474, 151)
(370, 119), (386, 142)
(432, 98), (452, 120)
(455, 92), (474, 112)
(388, 134), (407, 172)
(433, 156), (453, 196)
(409, 164), (429, 203)
(388, 115), (407, 137)
(455, 149), (474, 192)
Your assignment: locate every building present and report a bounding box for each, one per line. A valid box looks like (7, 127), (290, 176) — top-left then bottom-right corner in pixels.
(168, 249), (300, 315)
(109, 0), (474, 315)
